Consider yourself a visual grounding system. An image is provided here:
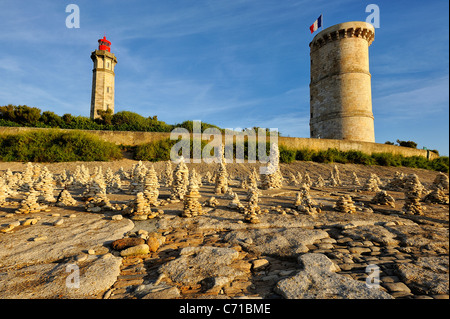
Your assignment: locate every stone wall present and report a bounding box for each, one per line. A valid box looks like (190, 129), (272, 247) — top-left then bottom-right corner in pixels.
(0, 126), (438, 160)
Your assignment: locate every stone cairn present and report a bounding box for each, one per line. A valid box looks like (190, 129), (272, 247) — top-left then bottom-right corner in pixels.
(260, 143), (283, 190)
(385, 171), (405, 191)
(16, 189), (49, 214)
(215, 146), (229, 195)
(422, 187), (449, 205)
(203, 196), (219, 208)
(85, 194), (114, 213)
(243, 187), (261, 224)
(202, 171), (214, 185)
(71, 165), (90, 189)
(363, 173), (381, 192)
(162, 161), (173, 187)
(170, 157), (189, 200)
(0, 178), (9, 205)
(294, 184), (320, 216)
(402, 174), (425, 215)
(287, 172), (299, 186)
(56, 189), (78, 207)
(19, 162), (35, 192)
(303, 173), (312, 188)
(329, 165), (342, 186)
(82, 172), (107, 200)
(431, 172), (449, 191)
(351, 172), (361, 186)
(313, 175), (325, 188)
(334, 195), (357, 214)
(371, 190), (396, 208)
(143, 165), (160, 206)
(182, 174), (203, 218)
(128, 161), (147, 195)
(34, 166), (56, 203)
(228, 193), (244, 211)
(123, 192), (155, 220)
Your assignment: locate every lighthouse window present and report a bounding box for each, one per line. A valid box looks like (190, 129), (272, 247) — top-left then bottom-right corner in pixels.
(106, 62), (110, 68)
(107, 87), (110, 93)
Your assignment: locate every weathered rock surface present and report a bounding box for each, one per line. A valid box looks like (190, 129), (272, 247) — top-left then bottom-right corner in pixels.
(224, 227), (329, 258)
(275, 253), (393, 299)
(158, 246), (243, 286)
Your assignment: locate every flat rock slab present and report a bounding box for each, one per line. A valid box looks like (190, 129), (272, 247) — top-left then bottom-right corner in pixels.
(158, 246), (244, 287)
(342, 225), (400, 246)
(396, 256), (449, 295)
(0, 254), (122, 299)
(224, 227), (329, 258)
(275, 253), (393, 299)
(0, 212), (134, 298)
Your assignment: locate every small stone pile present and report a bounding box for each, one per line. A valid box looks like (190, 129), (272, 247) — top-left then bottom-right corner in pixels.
(182, 176), (203, 218)
(334, 195), (357, 214)
(329, 165), (341, 186)
(162, 161), (173, 187)
(143, 166), (160, 205)
(107, 174), (122, 194)
(294, 184), (320, 216)
(371, 190), (396, 208)
(71, 165), (91, 188)
(260, 143), (283, 190)
(16, 189), (49, 214)
(228, 193), (244, 211)
(363, 173), (381, 192)
(0, 178), (10, 205)
(351, 172), (361, 186)
(313, 175), (325, 188)
(85, 194), (114, 213)
(34, 167), (56, 203)
(287, 172), (299, 186)
(170, 157), (189, 200)
(303, 173), (312, 188)
(203, 196), (219, 208)
(422, 187), (449, 205)
(123, 192), (159, 220)
(19, 162), (35, 192)
(82, 173), (107, 200)
(56, 189), (78, 207)
(202, 171), (214, 185)
(385, 171), (405, 191)
(431, 172), (449, 191)
(215, 162), (229, 195)
(402, 174), (425, 215)
(243, 187), (261, 224)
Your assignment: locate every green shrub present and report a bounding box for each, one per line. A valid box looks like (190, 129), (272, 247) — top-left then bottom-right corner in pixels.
(295, 149), (314, 161)
(0, 130), (122, 162)
(279, 146), (296, 164)
(371, 152), (402, 167)
(430, 156), (449, 173)
(344, 150), (375, 165)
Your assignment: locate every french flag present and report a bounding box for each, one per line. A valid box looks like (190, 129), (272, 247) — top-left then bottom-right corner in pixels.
(310, 15), (322, 34)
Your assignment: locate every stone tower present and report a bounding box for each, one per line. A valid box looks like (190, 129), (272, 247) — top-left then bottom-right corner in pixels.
(90, 36), (117, 120)
(309, 22), (375, 142)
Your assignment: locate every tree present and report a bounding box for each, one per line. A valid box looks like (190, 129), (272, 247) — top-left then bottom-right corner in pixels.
(396, 139), (417, 149)
(40, 111), (63, 127)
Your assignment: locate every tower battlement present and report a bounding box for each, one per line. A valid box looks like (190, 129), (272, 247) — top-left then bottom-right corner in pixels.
(309, 21), (375, 143)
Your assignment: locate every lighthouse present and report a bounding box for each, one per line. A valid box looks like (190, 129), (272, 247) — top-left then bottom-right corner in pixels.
(90, 36), (118, 119)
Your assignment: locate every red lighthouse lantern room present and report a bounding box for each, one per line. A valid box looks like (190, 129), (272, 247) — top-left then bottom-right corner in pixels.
(98, 36), (111, 52)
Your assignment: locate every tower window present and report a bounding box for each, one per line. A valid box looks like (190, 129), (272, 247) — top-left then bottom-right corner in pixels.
(107, 62), (110, 68)
(107, 87), (110, 93)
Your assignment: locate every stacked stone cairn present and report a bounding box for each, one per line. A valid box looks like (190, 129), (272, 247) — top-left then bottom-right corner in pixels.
(56, 189), (78, 207)
(313, 175), (325, 188)
(431, 172), (449, 191)
(34, 166), (56, 203)
(402, 174), (425, 215)
(385, 171), (405, 191)
(123, 192), (155, 220)
(329, 165), (342, 186)
(202, 171), (214, 185)
(422, 172), (449, 205)
(16, 189), (49, 214)
(128, 161), (147, 195)
(371, 190), (396, 208)
(85, 194), (114, 213)
(162, 161), (174, 187)
(287, 172), (299, 186)
(228, 193), (244, 211)
(260, 143), (283, 190)
(182, 174), (203, 218)
(0, 178), (10, 205)
(143, 165), (160, 206)
(294, 184), (320, 216)
(334, 195), (357, 214)
(363, 173), (381, 192)
(303, 173), (312, 188)
(19, 162), (35, 192)
(351, 172), (361, 186)
(215, 162), (229, 195)
(203, 196), (219, 208)
(82, 172), (107, 200)
(170, 157), (189, 200)
(243, 187), (261, 224)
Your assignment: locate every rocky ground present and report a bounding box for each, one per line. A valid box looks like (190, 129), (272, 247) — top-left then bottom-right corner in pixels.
(0, 159), (448, 299)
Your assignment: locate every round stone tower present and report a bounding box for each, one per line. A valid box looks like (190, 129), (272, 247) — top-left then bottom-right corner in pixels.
(309, 21), (375, 142)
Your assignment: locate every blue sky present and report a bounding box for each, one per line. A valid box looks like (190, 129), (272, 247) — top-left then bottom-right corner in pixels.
(0, 0), (448, 155)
